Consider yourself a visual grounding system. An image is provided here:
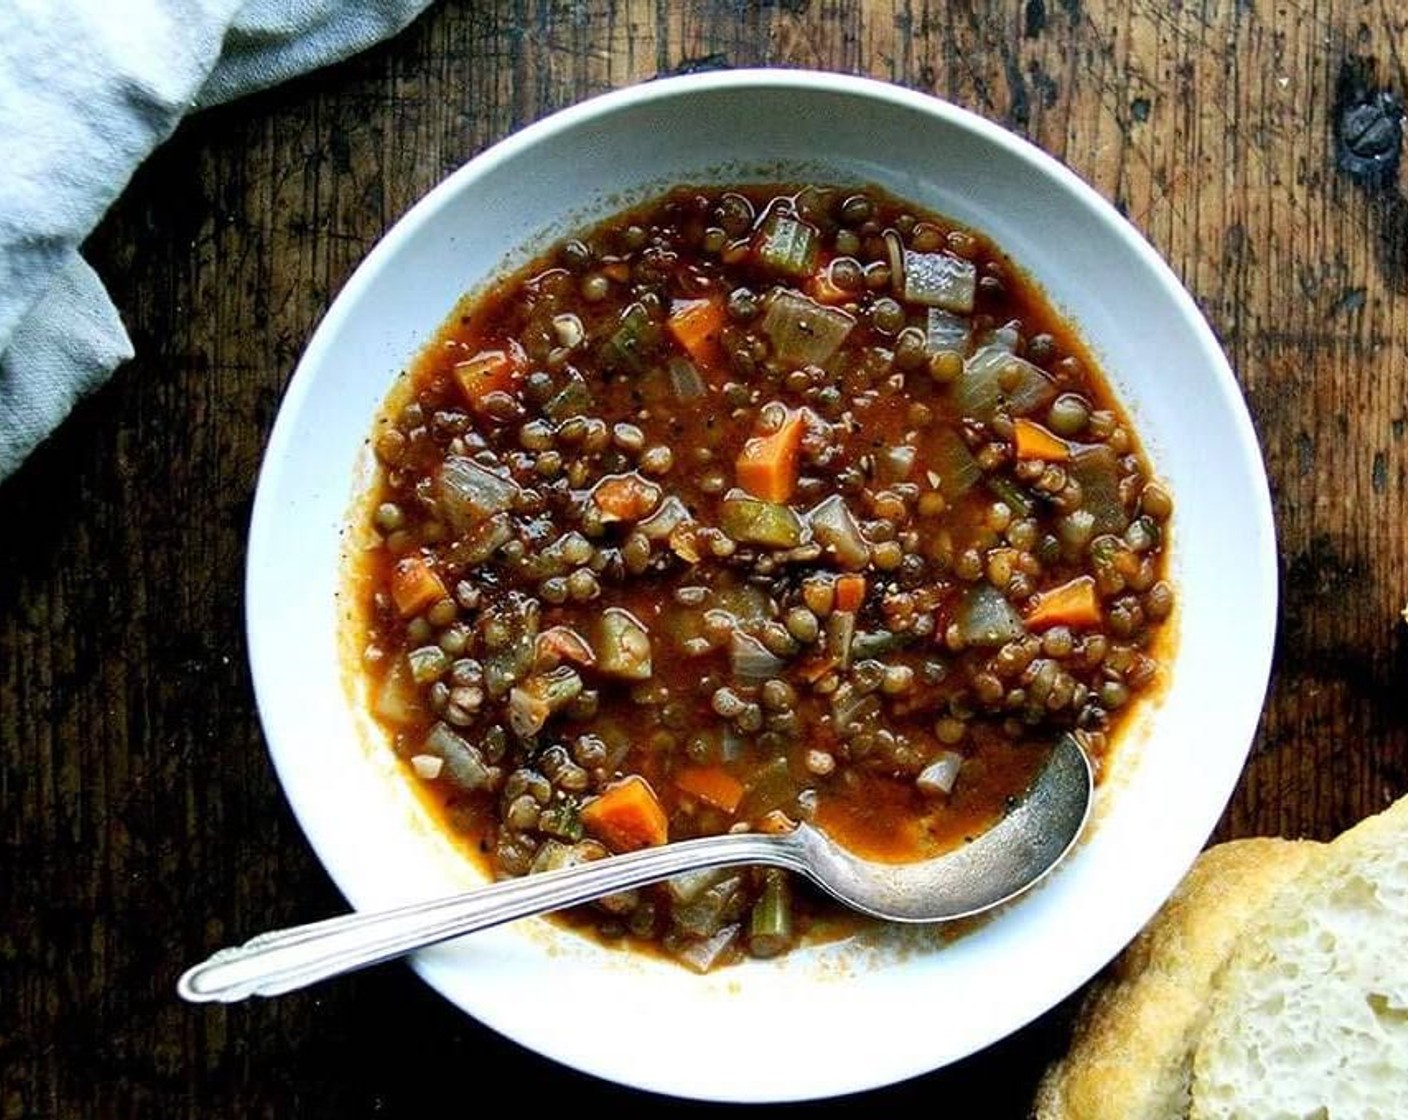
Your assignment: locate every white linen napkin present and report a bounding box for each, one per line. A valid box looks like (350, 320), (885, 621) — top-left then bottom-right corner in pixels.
(0, 0), (435, 479)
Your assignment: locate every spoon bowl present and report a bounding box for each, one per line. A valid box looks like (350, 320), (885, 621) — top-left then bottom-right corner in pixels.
(178, 736), (1091, 1003)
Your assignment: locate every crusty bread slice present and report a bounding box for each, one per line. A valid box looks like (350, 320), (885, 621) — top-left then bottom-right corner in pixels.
(1034, 838), (1318, 1120)
(1190, 795), (1408, 1120)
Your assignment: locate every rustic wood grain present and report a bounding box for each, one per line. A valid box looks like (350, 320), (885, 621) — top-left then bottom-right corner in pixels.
(2, 0), (1406, 1115)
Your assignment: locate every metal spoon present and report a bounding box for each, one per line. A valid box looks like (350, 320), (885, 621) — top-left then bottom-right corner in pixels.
(178, 734), (1091, 1003)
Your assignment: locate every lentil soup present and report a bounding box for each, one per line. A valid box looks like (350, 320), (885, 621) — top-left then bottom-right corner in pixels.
(350, 183), (1173, 972)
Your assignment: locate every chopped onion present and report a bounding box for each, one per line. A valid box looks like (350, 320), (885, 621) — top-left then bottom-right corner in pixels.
(409, 754), (444, 781)
(926, 307), (972, 354)
(928, 426), (982, 498)
(674, 876), (746, 938)
(552, 313), (585, 350)
(373, 659), (419, 725)
(669, 922), (742, 974)
(916, 751), (964, 796)
(875, 444), (917, 484)
(729, 630), (786, 681)
(453, 510), (513, 564)
(805, 494), (870, 570)
(825, 610), (857, 671)
(904, 250), (977, 312)
(954, 344), (1057, 422)
(424, 722), (495, 792)
(668, 867), (732, 905)
(760, 290), (854, 367)
(831, 680), (880, 732)
(1068, 445), (1130, 534)
(955, 585), (1027, 647)
(983, 319), (1023, 352)
(638, 495), (693, 540)
(438, 455), (520, 532)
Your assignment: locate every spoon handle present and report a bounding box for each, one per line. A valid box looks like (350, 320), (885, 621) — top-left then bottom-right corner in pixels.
(177, 829), (804, 1002)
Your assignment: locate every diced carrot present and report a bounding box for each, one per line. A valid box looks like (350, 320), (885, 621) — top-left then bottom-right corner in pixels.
(808, 265), (852, 305)
(390, 555), (447, 617)
(580, 775), (669, 852)
(1012, 418), (1070, 461)
(675, 766), (745, 814)
(736, 408), (807, 503)
(592, 473), (662, 521)
(451, 343), (524, 406)
(668, 297), (728, 368)
(834, 573), (867, 613)
(1025, 575), (1101, 630)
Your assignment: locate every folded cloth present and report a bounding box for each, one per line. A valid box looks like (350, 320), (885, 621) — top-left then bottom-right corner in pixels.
(0, 0), (435, 480)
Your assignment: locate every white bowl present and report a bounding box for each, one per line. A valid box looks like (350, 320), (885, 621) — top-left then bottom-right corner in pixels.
(246, 70), (1276, 1102)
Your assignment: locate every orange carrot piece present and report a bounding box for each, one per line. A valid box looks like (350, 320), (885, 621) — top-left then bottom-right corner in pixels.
(580, 775), (669, 852)
(390, 556), (447, 617)
(592, 473), (662, 521)
(675, 766), (745, 814)
(834, 573), (867, 612)
(1013, 418), (1070, 461)
(736, 408), (807, 503)
(668, 297), (728, 368)
(1025, 575), (1101, 630)
(451, 344), (523, 406)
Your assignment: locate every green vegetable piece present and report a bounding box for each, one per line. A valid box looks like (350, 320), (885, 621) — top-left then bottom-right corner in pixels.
(754, 212), (820, 277)
(543, 374), (593, 421)
(739, 756), (797, 818)
(748, 870), (794, 959)
(987, 476), (1035, 518)
(719, 495), (807, 548)
(955, 585), (1027, 647)
(598, 302), (660, 374)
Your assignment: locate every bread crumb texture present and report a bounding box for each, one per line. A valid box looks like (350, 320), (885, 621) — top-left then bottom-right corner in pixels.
(1191, 796), (1408, 1120)
(1034, 838), (1317, 1120)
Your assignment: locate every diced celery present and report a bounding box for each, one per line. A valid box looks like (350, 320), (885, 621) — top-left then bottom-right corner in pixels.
(598, 302), (660, 374)
(748, 870), (794, 958)
(754, 212), (820, 277)
(719, 495), (808, 548)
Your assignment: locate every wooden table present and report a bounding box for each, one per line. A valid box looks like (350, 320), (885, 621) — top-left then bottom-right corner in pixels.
(3, 1), (1405, 1113)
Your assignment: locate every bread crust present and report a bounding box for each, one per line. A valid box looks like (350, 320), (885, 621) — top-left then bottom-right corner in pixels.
(1033, 837), (1317, 1120)
(1190, 796), (1408, 1120)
